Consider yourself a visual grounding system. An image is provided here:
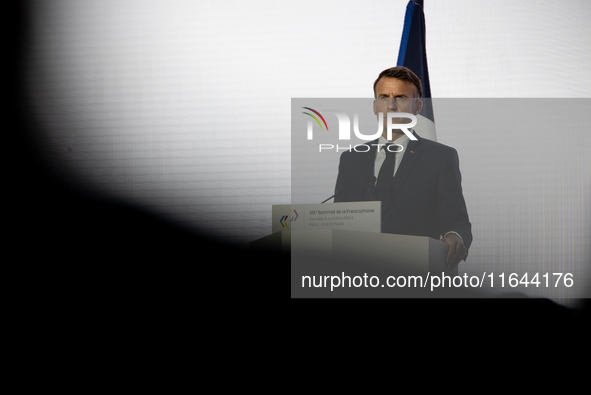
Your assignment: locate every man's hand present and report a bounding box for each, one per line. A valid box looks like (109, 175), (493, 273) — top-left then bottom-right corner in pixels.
(442, 233), (467, 269)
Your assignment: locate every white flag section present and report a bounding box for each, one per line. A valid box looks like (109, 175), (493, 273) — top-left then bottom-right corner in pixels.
(414, 113), (436, 141)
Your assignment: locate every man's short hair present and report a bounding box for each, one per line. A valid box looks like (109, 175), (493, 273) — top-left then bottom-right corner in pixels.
(373, 66), (423, 98)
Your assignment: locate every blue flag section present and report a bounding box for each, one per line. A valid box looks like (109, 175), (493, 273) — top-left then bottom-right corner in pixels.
(396, 0), (436, 140)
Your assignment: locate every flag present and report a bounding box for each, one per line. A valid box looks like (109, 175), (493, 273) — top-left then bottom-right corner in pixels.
(397, 0), (436, 141)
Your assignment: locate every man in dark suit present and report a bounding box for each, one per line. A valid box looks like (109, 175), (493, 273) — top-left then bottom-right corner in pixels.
(334, 66), (471, 268)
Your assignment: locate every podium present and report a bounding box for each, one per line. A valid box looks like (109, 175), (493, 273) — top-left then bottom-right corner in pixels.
(250, 229), (452, 275)
(251, 202), (462, 297)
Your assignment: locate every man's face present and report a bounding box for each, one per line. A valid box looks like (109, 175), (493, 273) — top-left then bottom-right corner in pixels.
(373, 77), (423, 140)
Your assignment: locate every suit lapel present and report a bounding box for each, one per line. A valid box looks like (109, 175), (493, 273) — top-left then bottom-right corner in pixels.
(361, 138), (379, 179)
(387, 132), (424, 203)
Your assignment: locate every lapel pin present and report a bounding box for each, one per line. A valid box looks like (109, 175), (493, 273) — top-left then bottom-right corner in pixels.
(410, 150), (415, 154)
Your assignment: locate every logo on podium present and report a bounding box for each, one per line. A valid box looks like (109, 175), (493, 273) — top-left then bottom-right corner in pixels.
(279, 210), (299, 228)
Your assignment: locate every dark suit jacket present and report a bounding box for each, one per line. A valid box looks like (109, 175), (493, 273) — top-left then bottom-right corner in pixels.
(334, 132), (472, 250)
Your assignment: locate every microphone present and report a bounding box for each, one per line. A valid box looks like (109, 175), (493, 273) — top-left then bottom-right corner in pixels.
(360, 176), (378, 201)
(321, 180), (348, 203)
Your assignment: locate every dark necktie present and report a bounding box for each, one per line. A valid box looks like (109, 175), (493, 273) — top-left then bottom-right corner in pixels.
(376, 144), (396, 203)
